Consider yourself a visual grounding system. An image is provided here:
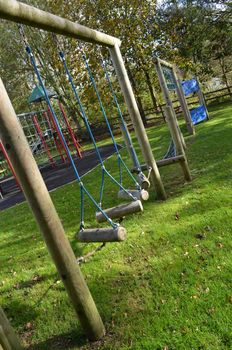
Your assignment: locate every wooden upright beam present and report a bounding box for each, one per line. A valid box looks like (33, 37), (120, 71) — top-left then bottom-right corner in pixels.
(110, 45), (167, 200)
(154, 59), (174, 111)
(164, 106), (191, 182)
(154, 58), (194, 136)
(0, 326), (12, 350)
(196, 78), (210, 120)
(172, 70), (195, 135)
(0, 0), (120, 47)
(0, 78), (105, 341)
(0, 307), (22, 350)
(154, 59), (186, 149)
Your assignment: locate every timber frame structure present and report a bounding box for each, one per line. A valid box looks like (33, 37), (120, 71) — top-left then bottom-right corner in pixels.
(132, 57), (192, 182)
(0, 0), (169, 343)
(154, 57), (195, 136)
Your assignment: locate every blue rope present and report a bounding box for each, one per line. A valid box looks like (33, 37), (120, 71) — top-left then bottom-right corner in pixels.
(81, 48), (140, 189)
(25, 45), (118, 229)
(163, 139), (177, 159)
(58, 50), (137, 204)
(81, 50), (121, 154)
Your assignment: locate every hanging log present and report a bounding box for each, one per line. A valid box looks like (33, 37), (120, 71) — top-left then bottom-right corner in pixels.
(136, 172), (150, 190)
(96, 200), (143, 223)
(77, 226), (126, 242)
(132, 155), (185, 171)
(118, 189), (149, 201)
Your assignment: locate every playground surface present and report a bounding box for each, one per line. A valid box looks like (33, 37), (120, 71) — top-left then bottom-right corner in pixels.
(0, 143), (120, 211)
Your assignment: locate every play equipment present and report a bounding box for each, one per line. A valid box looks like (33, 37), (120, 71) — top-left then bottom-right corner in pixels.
(1, 101), (82, 189)
(28, 85), (83, 160)
(132, 57), (192, 182)
(181, 78), (209, 125)
(0, 0), (168, 340)
(0, 140), (21, 198)
(18, 110), (58, 166)
(19, 27), (145, 245)
(98, 50), (151, 191)
(0, 105), (80, 199)
(77, 43), (150, 193)
(55, 43), (145, 227)
(154, 57), (195, 135)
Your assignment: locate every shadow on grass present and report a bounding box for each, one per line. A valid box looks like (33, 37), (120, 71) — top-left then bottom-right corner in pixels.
(3, 301), (38, 328)
(27, 330), (86, 350)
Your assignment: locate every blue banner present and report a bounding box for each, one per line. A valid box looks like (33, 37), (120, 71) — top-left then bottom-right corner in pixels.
(190, 104), (207, 125)
(182, 79), (199, 96)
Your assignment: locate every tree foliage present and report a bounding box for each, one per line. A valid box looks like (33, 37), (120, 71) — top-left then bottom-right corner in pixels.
(0, 0), (231, 123)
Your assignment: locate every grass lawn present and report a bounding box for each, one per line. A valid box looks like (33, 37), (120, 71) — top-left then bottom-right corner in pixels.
(0, 102), (232, 350)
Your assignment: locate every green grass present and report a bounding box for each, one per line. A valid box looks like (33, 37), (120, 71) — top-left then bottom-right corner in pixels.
(1, 102), (232, 350)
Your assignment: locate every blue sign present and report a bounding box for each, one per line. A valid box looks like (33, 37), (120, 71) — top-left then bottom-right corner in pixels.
(182, 79), (199, 96)
(190, 104), (207, 125)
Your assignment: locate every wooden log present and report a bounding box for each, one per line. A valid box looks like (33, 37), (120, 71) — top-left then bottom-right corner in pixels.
(118, 189), (149, 201)
(110, 45), (167, 200)
(0, 0), (120, 47)
(0, 78), (105, 341)
(96, 200), (143, 223)
(132, 156), (185, 172)
(0, 326), (12, 350)
(131, 165), (147, 173)
(154, 57), (173, 69)
(156, 155), (185, 167)
(77, 226), (127, 242)
(0, 308), (22, 350)
(164, 106), (191, 182)
(136, 172), (150, 190)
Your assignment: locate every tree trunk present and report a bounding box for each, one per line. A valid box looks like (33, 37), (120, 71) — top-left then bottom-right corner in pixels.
(219, 57), (232, 99)
(143, 69), (158, 110)
(143, 68), (165, 120)
(126, 65), (147, 126)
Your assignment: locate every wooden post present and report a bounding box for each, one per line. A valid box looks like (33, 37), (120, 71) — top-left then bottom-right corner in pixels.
(0, 0), (120, 47)
(172, 70), (195, 135)
(110, 45), (167, 200)
(154, 59), (187, 149)
(164, 106), (191, 182)
(155, 59), (174, 111)
(96, 200), (143, 223)
(196, 79), (210, 120)
(0, 308), (22, 350)
(0, 78), (105, 341)
(0, 326), (12, 350)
